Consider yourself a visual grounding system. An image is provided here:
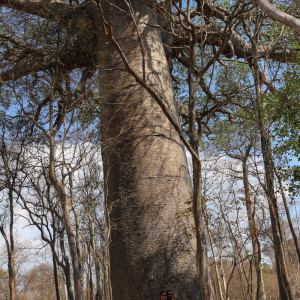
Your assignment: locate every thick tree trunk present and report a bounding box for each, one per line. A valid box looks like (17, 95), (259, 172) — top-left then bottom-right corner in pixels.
(98, 1), (200, 299)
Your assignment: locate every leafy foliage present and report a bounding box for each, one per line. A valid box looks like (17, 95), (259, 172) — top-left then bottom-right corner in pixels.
(268, 59), (300, 197)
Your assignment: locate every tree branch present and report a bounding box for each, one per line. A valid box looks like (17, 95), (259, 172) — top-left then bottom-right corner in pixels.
(0, 0), (89, 25)
(0, 41), (96, 82)
(252, 0), (300, 36)
(195, 23), (297, 62)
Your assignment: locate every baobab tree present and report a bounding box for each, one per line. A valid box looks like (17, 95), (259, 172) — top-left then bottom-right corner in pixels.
(0, 0), (298, 299)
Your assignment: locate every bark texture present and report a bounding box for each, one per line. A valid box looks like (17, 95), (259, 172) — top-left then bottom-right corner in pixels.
(98, 1), (200, 299)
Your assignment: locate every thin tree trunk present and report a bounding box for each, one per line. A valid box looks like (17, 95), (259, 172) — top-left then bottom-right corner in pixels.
(83, 183), (101, 300)
(103, 202), (112, 300)
(85, 250), (93, 300)
(219, 253), (229, 300)
(49, 198), (61, 300)
(52, 245), (61, 300)
(0, 226), (16, 300)
(50, 140), (82, 300)
(88, 217), (101, 300)
(275, 169), (300, 262)
(188, 23), (213, 300)
(251, 42), (294, 300)
(85, 259), (90, 300)
(8, 190), (16, 300)
(259, 127), (293, 300)
(88, 253), (94, 300)
(215, 240), (228, 300)
(60, 234), (75, 300)
(69, 178), (83, 292)
(237, 262), (247, 300)
(48, 92), (83, 300)
(0, 144), (17, 300)
(220, 204), (250, 300)
(241, 154), (266, 300)
(206, 220), (224, 300)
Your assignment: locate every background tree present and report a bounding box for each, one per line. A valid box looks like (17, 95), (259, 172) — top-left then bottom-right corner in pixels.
(0, 117), (30, 300)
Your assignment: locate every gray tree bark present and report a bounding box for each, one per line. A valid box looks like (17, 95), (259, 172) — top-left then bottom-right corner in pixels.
(98, 0), (201, 299)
